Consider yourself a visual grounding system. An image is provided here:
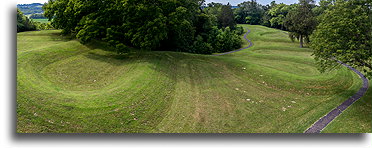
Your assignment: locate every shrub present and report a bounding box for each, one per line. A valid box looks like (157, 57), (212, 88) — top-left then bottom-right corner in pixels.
(192, 35), (214, 54)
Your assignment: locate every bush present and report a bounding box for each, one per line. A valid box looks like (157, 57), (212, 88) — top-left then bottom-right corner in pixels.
(234, 26), (245, 35)
(191, 35), (214, 54)
(34, 22), (54, 30)
(115, 43), (130, 54)
(214, 27), (242, 53)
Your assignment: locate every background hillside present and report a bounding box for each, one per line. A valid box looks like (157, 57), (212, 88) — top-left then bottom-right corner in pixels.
(17, 3), (43, 15)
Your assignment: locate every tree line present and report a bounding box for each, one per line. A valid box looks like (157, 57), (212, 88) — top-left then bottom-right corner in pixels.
(43, 0), (243, 54)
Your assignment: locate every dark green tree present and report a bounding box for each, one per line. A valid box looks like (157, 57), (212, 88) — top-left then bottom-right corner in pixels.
(284, 0), (317, 48)
(167, 7), (195, 52)
(17, 8), (37, 32)
(310, 0), (372, 77)
(217, 3), (236, 29)
(268, 3), (296, 30)
(312, 0), (334, 17)
(234, 0), (265, 25)
(261, 1), (277, 27)
(204, 2), (223, 16)
(203, 2), (222, 26)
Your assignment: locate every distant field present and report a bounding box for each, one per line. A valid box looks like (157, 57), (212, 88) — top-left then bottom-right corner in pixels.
(16, 25), (370, 133)
(32, 19), (49, 23)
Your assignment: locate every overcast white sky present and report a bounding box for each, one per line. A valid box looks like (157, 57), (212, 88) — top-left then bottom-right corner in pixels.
(18, 0), (301, 5)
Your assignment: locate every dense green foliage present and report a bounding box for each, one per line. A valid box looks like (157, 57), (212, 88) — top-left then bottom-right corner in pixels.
(234, 0), (265, 25)
(17, 25), (370, 133)
(17, 8), (37, 32)
(17, 3), (44, 15)
(33, 21), (55, 30)
(43, 0), (242, 54)
(312, 0), (333, 17)
(203, 3), (244, 32)
(284, 0), (317, 48)
(310, 0), (372, 78)
(204, 2), (222, 15)
(217, 4), (236, 29)
(233, 0), (294, 30)
(267, 3), (296, 30)
(29, 13), (47, 19)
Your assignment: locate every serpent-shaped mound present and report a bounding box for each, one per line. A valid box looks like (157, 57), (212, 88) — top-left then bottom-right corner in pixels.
(17, 25), (364, 133)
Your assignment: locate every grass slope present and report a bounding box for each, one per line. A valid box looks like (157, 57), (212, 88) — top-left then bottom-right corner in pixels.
(322, 82), (371, 133)
(17, 25), (369, 133)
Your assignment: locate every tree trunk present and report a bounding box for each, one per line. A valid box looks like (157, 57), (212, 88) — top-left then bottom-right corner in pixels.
(299, 35), (303, 48)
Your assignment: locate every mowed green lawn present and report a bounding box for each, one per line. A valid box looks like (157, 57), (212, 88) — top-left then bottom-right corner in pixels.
(322, 82), (371, 133)
(17, 25), (371, 133)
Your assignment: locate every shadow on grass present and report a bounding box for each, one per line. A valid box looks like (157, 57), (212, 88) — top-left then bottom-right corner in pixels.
(20, 31), (75, 42)
(83, 51), (141, 66)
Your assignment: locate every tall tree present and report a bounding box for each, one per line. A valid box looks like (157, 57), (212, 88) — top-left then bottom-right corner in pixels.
(234, 0), (265, 24)
(204, 2), (223, 16)
(203, 2), (222, 27)
(284, 0), (317, 48)
(311, 0), (372, 77)
(261, 1), (277, 27)
(217, 3), (236, 29)
(312, 0), (334, 17)
(268, 3), (296, 30)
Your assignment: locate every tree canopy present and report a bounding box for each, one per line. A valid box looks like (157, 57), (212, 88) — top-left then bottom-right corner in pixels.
(43, 0), (242, 54)
(234, 0), (265, 25)
(284, 0), (317, 48)
(267, 3), (296, 30)
(310, 0), (372, 77)
(218, 4), (236, 29)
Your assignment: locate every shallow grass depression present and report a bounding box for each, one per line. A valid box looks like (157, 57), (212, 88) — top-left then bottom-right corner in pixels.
(16, 25), (371, 133)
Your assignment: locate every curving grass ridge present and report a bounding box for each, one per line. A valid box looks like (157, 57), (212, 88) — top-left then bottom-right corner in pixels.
(16, 25), (370, 133)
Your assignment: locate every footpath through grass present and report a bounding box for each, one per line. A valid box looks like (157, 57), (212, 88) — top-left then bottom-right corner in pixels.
(16, 25), (370, 133)
(322, 82), (371, 133)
